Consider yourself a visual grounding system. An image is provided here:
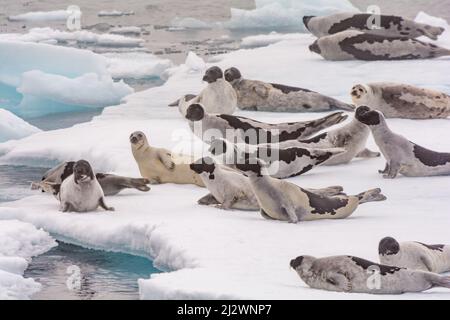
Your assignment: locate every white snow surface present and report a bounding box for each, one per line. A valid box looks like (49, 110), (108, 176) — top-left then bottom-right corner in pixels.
(1, 14), (450, 299)
(241, 32), (305, 48)
(0, 109), (41, 143)
(0, 220), (56, 299)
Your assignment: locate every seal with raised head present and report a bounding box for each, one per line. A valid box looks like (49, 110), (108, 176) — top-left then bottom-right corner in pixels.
(130, 131), (205, 186)
(355, 106), (450, 178)
(209, 138), (345, 179)
(309, 30), (450, 61)
(31, 161), (151, 196)
(58, 160), (114, 212)
(185, 103), (347, 144)
(261, 114), (380, 165)
(190, 156), (345, 210)
(234, 161), (385, 223)
(224, 67), (354, 112)
(379, 237), (450, 273)
(303, 13), (445, 40)
(290, 255), (450, 294)
(169, 66), (237, 115)
(351, 82), (450, 119)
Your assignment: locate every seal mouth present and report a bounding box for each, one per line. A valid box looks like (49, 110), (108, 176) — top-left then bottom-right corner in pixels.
(130, 136), (139, 144)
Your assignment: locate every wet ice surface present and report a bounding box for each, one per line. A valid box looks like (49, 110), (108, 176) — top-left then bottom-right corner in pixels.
(24, 241), (159, 300)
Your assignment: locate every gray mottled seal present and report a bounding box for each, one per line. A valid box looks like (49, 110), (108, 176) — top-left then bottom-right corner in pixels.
(169, 66), (237, 115)
(355, 106), (450, 178)
(209, 138), (345, 179)
(223, 67), (354, 112)
(190, 156), (345, 210)
(290, 255), (450, 294)
(130, 131), (205, 186)
(351, 82), (450, 119)
(303, 13), (445, 40)
(261, 115), (380, 165)
(379, 237), (450, 273)
(234, 161), (385, 223)
(309, 30), (450, 61)
(59, 160), (114, 212)
(185, 103), (347, 144)
(31, 161), (151, 196)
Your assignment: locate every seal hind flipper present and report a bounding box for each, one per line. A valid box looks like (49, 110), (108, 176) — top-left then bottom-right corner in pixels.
(356, 188), (387, 204)
(198, 193), (220, 206)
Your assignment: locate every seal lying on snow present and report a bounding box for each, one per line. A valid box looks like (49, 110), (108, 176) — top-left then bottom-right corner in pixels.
(303, 13), (445, 40)
(169, 66), (237, 115)
(351, 83), (450, 119)
(59, 160), (114, 212)
(190, 157), (345, 210)
(130, 131), (205, 187)
(290, 255), (450, 294)
(209, 138), (345, 179)
(185, 103), (347, 144)
(260, 114), (380, 165)
(379, 237), (450, 273)
(309, 30), (450, 61)
(31, 161), (151, 196)
(234, 161), (385, 223)
(223, 67), (354, 112)
(355, 106), (450, 178)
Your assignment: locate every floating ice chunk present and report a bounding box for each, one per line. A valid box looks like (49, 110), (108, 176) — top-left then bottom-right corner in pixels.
(0, 220), (56, 299)
(0, 40), (108, 88)
(170, 17), (215, 29)
(8, 10), (70, 22)
(241, 32), (304, 48)
(103, 52), (173, 79)
(0, 28), (144, 48)
(0, 109), (41, 143)
(185, 52), (206, 72)
(98, 10), (134, 17)
(17, 70), (133, 108)
(110, 26), (142, 35)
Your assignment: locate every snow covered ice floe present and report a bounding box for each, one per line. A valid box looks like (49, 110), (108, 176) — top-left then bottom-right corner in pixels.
(241, 32), (304, 48)
(98, 10), (135, 17)
(0, 219), (56, 299)
(8, 10), (71, 22)
(1, 14), (450, 299)
(0, 109), (41, 143)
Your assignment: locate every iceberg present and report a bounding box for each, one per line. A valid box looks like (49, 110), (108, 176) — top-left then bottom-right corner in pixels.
(0, 219), (56, 300)
(0, 109), (41, 143)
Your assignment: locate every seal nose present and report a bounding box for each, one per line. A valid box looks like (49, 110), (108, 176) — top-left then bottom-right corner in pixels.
(202, 75), (209, 82)
(351, 90), (358, 96)
(130, 136), (138, 144)
(290, 256), (304, 269)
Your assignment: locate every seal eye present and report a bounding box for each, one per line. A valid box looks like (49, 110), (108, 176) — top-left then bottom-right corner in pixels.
(138, 134), (142, 138)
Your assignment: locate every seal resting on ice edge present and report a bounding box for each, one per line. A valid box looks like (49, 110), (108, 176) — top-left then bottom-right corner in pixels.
(130, 131), (205, 187)
(234, 161), (386, 223)
(259, 113), (380, 165)
(351, 83), (450, 119)
(185, 103), (347, 144)
(309, 30), (450, 61)
(223, 67), (354, 112)
(190, 156), (345, 210)
(355, 106), (450, 178)
(379, 237), (450, 273)
(58, 160), (114, 212)
(31, 161), (151, 196)
(168, 66), (237, 116)
(303, 13), (445, 40)
(209, 138), (345, 179)
(290, 255), (450, 294)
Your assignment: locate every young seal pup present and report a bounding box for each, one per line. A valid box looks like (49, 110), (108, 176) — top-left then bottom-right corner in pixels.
(355, 106), (450, 178)
(59, 160), (114, 212)
(260, 115), (380, 165)
(351, 83), (450, 119)
(290, 255), (450, 294)
(130, 131), (204, 186)
(224, 67), (354, 112)
(303, 13), (445, 40)
(209, 138), (345, 179)
(169, 66), (237, 115)
(190, 157), (345, 210)
(379, 237), (450, 273)
(309, 30), (450, 61)
(31, 161), (151, 196)
(234, 161), (385, 223)
(185, 103), (347, 144)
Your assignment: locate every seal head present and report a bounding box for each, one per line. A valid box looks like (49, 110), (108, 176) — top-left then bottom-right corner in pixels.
(186, 103), (205, 121)
(379, 236), (401, 256)
(224, 67), (242, 83)
(355, 106), (381, 125)
(73, 160), (94, 184)
(203, 66), (223, 83)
